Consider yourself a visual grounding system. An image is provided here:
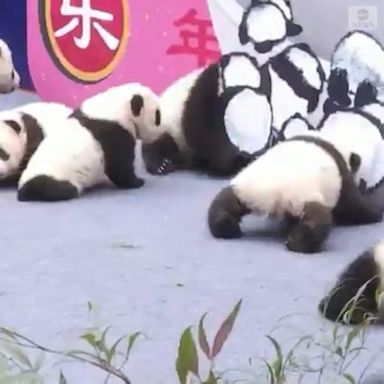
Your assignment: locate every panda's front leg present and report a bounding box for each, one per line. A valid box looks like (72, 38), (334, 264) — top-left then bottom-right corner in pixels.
(285, 201), (332, 253)
(105, 156), (144, 189)
(207, 186), (250, 239)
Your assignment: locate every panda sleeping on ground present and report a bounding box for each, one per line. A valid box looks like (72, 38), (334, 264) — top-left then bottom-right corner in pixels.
(0, 102), (72, 184)
(17, 83), (161, 202)
(0, 39), (20, 94)
(207, 134), (383, 254)
(319, 239), (384, 325)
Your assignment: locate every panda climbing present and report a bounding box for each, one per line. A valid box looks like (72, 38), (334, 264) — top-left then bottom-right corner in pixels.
(142, 52), (273, 177)
(239, 0), (303, 56)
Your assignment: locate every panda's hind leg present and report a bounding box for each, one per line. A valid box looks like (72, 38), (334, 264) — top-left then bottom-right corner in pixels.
(333, 179), (383, 225)
(208, 186), (250, 239)
(285, 201), (333, 253)
(17, 175), (79, 202)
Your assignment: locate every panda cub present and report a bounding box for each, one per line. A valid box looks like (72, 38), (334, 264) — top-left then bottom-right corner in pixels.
(142, 52), (272, 177)
(0, 102), (72, 184)
(208, 135), (383, 253)
(17, 83), (161, 202)
(319, 240), (384, 325)
(0, 38), (20, 93)
(326, 30), (384, 111)
(239, 0), (303, 57)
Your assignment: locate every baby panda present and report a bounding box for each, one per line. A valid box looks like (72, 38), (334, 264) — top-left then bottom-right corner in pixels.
(142, 52), (273, 177)
(17, 83), (161, 202)
(208, 135), (383, 253)
(319, 240), (384, 325)
(326, 30), (384, 111)
(0, 39), (20, 93)
(238, 0), (303, 56)
(0, 101), (72, 184)
(317, 103), (384, 195)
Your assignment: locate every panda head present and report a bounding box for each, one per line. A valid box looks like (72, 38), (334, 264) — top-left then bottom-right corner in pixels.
(80, 83), (161, 141)
(0, 118), (24, 180)
(0, 39), (20, 94)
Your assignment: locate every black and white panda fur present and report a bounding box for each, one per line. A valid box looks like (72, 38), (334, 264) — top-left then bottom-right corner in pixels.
(207, 135), (383, 253)
(0, 38), (20, 93)
(0, 102), (72, 184)
(319, 240), (384, 325)
(142, 41), (326, 177)
(238, 0), (303, 56)
(17, 83), (161, 202)
(142, 52), (273, 177)
(326, 30), (384, 112)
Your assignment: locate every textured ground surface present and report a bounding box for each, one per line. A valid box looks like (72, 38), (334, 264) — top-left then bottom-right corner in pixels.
(1, 91), (384, 384)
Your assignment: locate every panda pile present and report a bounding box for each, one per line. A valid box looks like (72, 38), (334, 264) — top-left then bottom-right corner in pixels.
(17, 83), (161, 202)
(207, 134), (383, 254)
(0, 101), (72, 184)
(319, 239), (384, 325)
(142, 0), (326, 177)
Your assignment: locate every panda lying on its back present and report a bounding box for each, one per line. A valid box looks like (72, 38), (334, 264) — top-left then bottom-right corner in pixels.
(0, 102), (72, 184)
(208, 135), (383, 253)
(17, 83), (161, 202)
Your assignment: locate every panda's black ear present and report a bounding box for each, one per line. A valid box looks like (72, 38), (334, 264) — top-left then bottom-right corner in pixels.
(349, 153), (361, 174)
(155, 109), (161, 126)
(5, 119), (22, 134)
(130, 94), (144, 117)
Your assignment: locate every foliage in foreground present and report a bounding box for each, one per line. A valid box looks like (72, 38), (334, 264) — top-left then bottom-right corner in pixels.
(0, 299), (381, 384)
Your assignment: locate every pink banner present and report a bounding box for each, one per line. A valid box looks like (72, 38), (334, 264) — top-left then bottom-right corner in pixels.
(27, 0), (221, 106)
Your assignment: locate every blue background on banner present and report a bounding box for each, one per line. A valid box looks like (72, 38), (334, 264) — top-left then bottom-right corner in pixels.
(0, 0), (34, 90)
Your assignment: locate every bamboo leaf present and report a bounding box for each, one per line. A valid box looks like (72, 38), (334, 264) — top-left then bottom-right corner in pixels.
(106, 335), (126, 363)
(343, 373), (356, 384)
(176, 327), (199, 384)
(125, 332), (142, 362)
(211, 300), (242, 358)
(198, 313), (211, 360)
(0, 341), (33, 369)
(266, 336), (283, 379)
(33, 351), (45, 371)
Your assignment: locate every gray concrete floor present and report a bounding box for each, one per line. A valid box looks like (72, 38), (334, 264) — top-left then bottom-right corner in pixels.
(1, 91), (384, 383)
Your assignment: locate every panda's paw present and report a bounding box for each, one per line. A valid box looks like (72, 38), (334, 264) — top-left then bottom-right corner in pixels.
(285, 226), (322, 254)
(157, 158), (175, 175)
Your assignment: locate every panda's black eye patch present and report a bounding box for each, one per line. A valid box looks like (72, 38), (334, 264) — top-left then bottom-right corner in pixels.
(131, 94), (144, 116)
(155, 109), (161, 126)
(4, 119), (22, 134)
(0, 148), (9, 161)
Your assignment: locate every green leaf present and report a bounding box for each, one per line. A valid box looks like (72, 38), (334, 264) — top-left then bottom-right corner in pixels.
(0, 341), (33, 369)
(0, 328), (17, 340)
(335, 346), (344, 358)
(33, 351), (45, 371)
(205, 371), (217, 384)
(263, 360), (276, 384)
(345, 326), (361, 353)
(97, 326), (112, 354)
(106, 335), (126, 363)
(266, 336), (283, 379)
(343, 373), (356, 384)
(198, 314), (210, 360)
(59, 371), (68, 384)
(125, 332), (142, 362)
(211, 300), (242, 359)
(176, 327), (199, 384)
